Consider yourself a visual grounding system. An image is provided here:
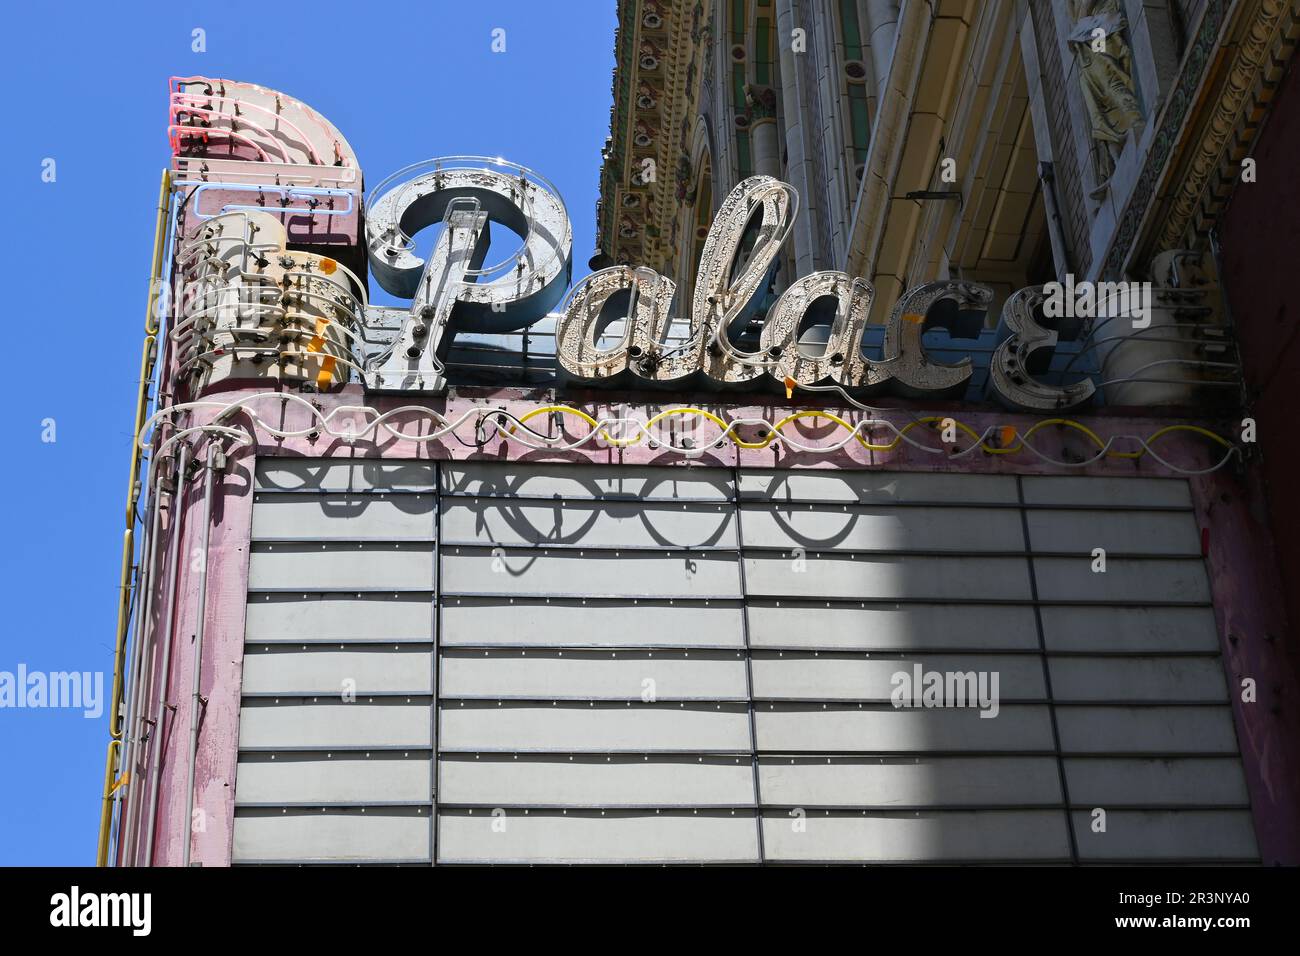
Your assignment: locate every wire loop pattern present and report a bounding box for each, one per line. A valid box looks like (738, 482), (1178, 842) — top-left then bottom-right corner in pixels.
(138, 391), (1238, 476)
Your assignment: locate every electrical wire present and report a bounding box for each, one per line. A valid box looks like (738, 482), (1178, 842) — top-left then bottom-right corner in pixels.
(138, 390), (1239, 476)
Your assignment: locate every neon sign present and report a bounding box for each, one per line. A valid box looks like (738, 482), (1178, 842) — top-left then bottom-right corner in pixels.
(361, 158), (1098, 411)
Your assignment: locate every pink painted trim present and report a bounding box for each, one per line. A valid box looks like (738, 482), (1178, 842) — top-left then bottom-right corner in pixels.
(183, 385), (1229, 479)
(146, 444), (255, 867)
(169, 126), (272, 163)
(176, 187), (359, 246)
(171, 93), (322, 165)
(1191, 465), (1300, 863)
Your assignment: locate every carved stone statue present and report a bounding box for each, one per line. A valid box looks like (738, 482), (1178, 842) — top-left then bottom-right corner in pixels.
(744, 83), (778, 121)
(1067, 0), (1143, 196)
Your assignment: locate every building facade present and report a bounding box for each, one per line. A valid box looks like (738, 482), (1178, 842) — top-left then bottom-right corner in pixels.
(98, 0), (1300, 866)
(595, 1), (1297, 325)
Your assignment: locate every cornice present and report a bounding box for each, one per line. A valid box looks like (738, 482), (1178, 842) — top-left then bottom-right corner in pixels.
(1103, 0), (1300, 277)
(595, 1), (710, 271)
(1157, 0), (1296, 249)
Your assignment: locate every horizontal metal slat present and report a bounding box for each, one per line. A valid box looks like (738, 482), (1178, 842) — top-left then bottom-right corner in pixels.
(743, 553), (1033, 601)
(251, 491), (435, 540)
(245, 593), (432, 644)
(750, 653), (1046, 702)
(249, 541), (434, 590)
(1069, 809), (1258, 861)
(1033, 557), (1211, 603)
(1054, 706), (1240, 754)
(738, 469), (1019, 505)
(438, 701), (752, 752)
(746, 601), (1041, 651)
(759, 809), (1071, 862)
(441, 547), (742, 598)
(1062, 757), (1250, 806)
(1038, 605), (1219, 653)
(441, 648), (749, 700)
(738, 503), (1025, 552)
(235, 752), (432, 806)
(439, 597), (746, 648)
(436, 809), (760, 864)
(757, 755), (1063, 807)
(442, 498), (737, 550)
(1021, 475), (1192, 508)
(1048, 656), (1228, 702)
(242, 646), (433, 695)
(233, 807), (430, 863)
(438, 753), (755, 807)
(1026, 508), (1201, 556)
(442, 461), (733, 501)
(754, 703), (1055, 752)
(256, 458), (436, 493)
(237, 698), (433, 749)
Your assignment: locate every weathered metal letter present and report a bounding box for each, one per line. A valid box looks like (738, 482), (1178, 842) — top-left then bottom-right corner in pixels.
(760, 273), (883, 392)
(364, 160), (572, 392)
(877, 279), (992, 397)
(989, 285), (1095, 411)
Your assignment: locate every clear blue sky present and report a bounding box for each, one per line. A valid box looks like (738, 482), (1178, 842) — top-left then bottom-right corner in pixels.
(0, 0), (617, 865)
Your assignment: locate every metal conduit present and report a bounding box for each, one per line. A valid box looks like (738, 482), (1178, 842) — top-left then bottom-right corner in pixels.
(142, 442), (193, 867)
(114, 471), (159, 863)
(124, 184), (184, 865)
(119, 461), (169, 865)
(97, 170), (172, 866)
(183, 443), (221, 867)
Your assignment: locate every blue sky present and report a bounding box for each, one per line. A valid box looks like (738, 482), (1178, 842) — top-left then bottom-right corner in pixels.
(0, 0), (617, 865)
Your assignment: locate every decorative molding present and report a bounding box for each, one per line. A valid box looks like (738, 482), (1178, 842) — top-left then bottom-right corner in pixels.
(595, 0), (710, 271)
(1157, 0), (1291, 249)
(1100, 0), (1232, 278)
(1102, 0), (1300, 278)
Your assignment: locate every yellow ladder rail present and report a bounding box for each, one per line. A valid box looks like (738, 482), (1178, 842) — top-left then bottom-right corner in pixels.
(97, 169), (171, 867)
